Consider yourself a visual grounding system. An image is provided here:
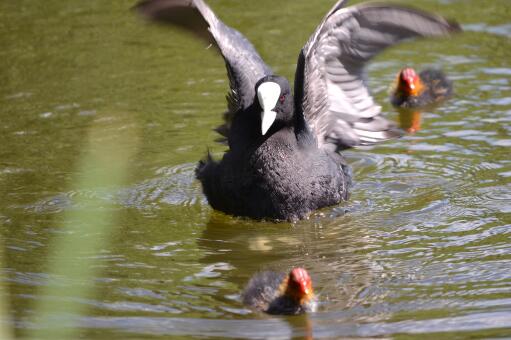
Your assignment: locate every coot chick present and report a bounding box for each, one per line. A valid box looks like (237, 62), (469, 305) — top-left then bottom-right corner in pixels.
(242, 268), (317, 315)
(390, 67), (453, 108)
(135, 0), (461, 221)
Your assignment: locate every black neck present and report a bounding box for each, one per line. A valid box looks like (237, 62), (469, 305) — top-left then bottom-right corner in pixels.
(293, 50), (316, 148)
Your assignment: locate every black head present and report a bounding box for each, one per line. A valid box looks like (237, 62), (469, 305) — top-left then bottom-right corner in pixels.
(255, 75), (294, 135)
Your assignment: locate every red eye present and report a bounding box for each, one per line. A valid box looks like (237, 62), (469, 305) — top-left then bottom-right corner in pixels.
(279, 95), (286, 103)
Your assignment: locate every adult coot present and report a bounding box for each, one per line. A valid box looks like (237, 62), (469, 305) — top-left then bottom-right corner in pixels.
(390, 67), (454, 108)
(135, 0), (460, 221)
(242, 268), (317, 315)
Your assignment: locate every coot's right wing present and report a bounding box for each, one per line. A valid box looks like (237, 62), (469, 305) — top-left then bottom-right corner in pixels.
(135, 0), (273, 140)
(295, 1), (460, 151)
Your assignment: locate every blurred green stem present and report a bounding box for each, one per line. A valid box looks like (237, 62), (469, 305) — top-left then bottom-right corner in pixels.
(28, 117), (138, 339)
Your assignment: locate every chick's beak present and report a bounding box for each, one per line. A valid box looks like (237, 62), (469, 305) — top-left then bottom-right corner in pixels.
(300, 280), (312, 296)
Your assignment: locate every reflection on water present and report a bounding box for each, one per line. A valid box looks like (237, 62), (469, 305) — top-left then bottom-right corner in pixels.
(398, 109), (423, 133)
(1, 0), (511, 338)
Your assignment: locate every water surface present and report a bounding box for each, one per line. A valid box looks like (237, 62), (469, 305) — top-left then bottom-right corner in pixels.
(1, 0), (511, 338)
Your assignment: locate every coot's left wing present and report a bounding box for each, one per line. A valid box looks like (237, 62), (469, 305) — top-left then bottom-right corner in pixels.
(135, 0), (273, 142)
(295, 1), (461, 151)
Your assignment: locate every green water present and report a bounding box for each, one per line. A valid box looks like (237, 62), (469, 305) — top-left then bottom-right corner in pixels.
(1, 0), (511, 338)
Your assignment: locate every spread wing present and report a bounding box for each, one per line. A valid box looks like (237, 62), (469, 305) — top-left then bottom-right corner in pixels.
(295, 1), (461, 151)
(135, 0), (272, 141)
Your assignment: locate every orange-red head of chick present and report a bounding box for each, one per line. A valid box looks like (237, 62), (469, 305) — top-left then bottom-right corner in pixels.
(242, 267), (317, 315)
(285, 267), (314, 302)
(397, 67), (424, 97)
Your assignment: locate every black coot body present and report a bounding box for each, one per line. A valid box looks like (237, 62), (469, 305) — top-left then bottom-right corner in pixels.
(197, 77), (350, 220)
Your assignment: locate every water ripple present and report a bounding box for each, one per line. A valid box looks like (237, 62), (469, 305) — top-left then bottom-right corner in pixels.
(16, 163), (203, 214)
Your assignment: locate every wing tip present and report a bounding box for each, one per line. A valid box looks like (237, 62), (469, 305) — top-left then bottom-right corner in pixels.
(446, 19), (463, 33)
(357, 127), (404, 146)
(132, 0), (202, 24)
(354, 2), (463, 35)
(132, 1), (149, 19)
(132, 0), (167, 20)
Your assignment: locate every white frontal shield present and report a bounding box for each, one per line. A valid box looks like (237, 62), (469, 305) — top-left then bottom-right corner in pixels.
(257, 81), (281, 135)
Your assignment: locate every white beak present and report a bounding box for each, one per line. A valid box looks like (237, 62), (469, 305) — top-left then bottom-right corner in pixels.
(257, 81), (281, 135)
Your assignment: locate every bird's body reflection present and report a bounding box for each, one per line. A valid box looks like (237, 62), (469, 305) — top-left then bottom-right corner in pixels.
(398, 109), (423, 134)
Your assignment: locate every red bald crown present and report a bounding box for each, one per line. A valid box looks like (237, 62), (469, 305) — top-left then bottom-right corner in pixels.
(288, 268), (313, 297)
(398, 67), (423, 96)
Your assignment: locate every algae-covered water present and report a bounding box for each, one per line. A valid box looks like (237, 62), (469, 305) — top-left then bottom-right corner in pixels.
(1, 0), (511, 338)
